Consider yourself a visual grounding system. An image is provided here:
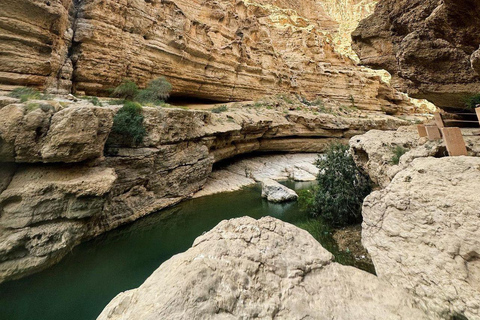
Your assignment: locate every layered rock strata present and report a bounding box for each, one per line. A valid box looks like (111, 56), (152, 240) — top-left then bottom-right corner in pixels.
(0, 99), (409, 283)
(0, 0), (413, 112)
(97, 216), (431, 320)
(352, 0), (480, 108)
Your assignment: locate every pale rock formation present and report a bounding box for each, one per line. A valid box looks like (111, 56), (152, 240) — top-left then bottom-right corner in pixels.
(260, 178), (298, 202)
(0, 165), (117, 281)
(362, 157), (480, 320)
(352, 0), (480, 108)
(97, 216), (431, 320)
(0, 0), (415, 112)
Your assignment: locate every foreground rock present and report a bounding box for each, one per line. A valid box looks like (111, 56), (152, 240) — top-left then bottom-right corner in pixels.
(98, 216), (430, 320)
(260, 178), (298, 203)
(362, 157), (480, 319)
(352, 0), (480, 108)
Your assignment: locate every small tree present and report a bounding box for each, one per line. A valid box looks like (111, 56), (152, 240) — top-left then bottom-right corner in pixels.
(111, 80), (139, 100)
(136, 77), (172, 104)
(310, 143), (371, 227)
(110, 101), (146, 146)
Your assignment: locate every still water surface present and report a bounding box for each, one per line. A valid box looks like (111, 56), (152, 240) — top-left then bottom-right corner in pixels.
(1, 182), (323, 320)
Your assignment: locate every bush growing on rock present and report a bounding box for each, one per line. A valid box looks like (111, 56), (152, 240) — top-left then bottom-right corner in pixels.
(8, 87), (43, 102)
(211, 105), (228, 113)
(110, 80), (139, 100)
(308, 143), (372, 227)
(136, 77), (172, 104)
(391, 145), (408, 165)
(110, 101), (146, 146)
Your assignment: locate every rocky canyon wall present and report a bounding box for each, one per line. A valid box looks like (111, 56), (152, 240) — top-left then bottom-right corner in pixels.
(0, 0), (414, 112)
(0, 98), (409, 283)
(352, 0), (480, 108)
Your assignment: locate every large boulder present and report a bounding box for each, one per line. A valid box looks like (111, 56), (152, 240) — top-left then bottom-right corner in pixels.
(260, 178), (298, 203)
(362, 157), (480, 319)
(98, 216), (431, 320)
(0, 104), (114, 163)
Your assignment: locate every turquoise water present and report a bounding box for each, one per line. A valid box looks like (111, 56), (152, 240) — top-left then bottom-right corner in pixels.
(0, 181), (369, 320)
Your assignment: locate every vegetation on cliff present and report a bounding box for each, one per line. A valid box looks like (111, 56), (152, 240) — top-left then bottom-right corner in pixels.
(109, 101), (146, 146)
(110, 77), (172, 105)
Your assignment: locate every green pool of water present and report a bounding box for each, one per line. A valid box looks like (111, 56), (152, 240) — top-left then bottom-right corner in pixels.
(0, 181), (369, 320)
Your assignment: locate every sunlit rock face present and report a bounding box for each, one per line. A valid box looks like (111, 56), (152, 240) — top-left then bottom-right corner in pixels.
(0, 0), (416, 112)
(352, 0), (480, 108)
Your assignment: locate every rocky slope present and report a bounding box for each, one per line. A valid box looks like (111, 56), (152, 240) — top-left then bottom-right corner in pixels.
(352, 0), (480, 108)
(0, 97), (409, 283)
(97, 216), (431, 320)
(0, 0), (414, 112)
(350, 129), (480, 319)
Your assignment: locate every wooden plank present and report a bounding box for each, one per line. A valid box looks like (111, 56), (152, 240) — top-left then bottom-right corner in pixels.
(434, 112), (445, 128)
(476, 107), (480, 125)
(425, 125), (442, 140)
(417, 125), (427, 137)
(441, 127), (468, 156)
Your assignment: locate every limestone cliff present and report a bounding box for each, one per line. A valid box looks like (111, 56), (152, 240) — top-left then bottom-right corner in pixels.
(352, 0), (480, 108)
(0, 97), (409, 283)
(0, 0), (413, 111)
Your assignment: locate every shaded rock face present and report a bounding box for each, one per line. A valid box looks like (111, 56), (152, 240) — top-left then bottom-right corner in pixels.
(97, 216), (430, 320)
(0, 101), (409, 283)
(0, 0), (413, 111)
(352, 0), (480, 108)
(362, 157), (480, 320)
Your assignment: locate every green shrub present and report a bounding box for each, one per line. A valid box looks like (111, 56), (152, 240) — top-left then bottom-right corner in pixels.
(8, 87), (42, 102)
(391, 145), (408, 165)
(309, 143), (372, 227)
(211, 105), (228, 113)
(464, 93), (480, 109)
(136, 77), (172, 104)
(110, 101), (146, 145)
(111, 80), (139, 100)
(295, 219), (331, 243)
(88, 96), (102, 106)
